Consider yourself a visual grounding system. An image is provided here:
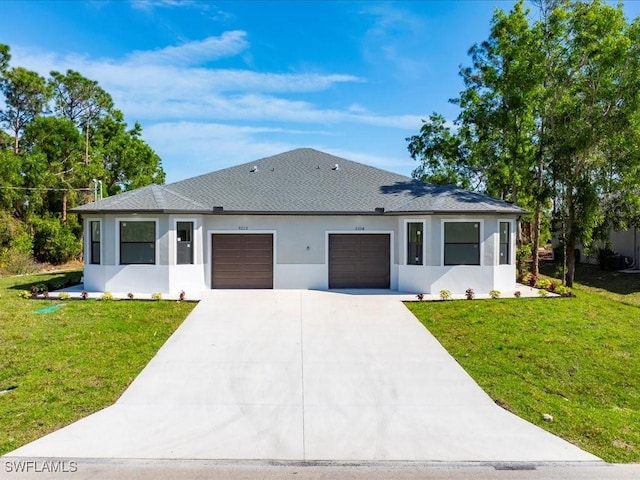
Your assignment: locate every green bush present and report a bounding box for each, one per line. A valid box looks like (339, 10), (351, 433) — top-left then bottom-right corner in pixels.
(0, 212), (24, 248)
(0, 249), (39, 276)
(11, 232), (33, 255)
(31, 217), (81, 264)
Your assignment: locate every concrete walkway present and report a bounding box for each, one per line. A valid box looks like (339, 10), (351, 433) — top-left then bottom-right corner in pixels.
(6, 290), (599, 462)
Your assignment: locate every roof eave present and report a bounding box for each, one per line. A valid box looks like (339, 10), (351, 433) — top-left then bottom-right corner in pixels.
(70, 208), (528, 216)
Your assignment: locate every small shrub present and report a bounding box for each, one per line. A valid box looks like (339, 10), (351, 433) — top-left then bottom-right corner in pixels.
(127, 292), (134, 300)
(548, 281), (559, 293)
(59, 292), (70, 300)
(528, 273), (538, 287)
(80, 291), (89, 300)
(151, 292), (162, 301)
(0, 249), (39, 276)
(101, 291), (114, 301)
(538, 289), (549, 298)
(416, 293), (424, 301)
(179, 290), (186, 301)
(439, 290), (452, 301)
(18, 290), (30, 299)
(42, 289), (49, 299)
(520, 272), (532, 285)
(30, 285), (40, 297)
(465, 288), (475, 300)
(489, 290), (501, 299)
(514, 290), (522, 298)
(556, 285), (575, 297)
(536, 278), (552, 290)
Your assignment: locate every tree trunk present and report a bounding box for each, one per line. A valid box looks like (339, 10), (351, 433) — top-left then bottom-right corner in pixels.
(566, 234), (576, 287)
(531, 133), (545, 278)
(566, 192), (576, 287)
(62, 190), (68, 224)
(85, 122), (90, 166)
(532, 207), (542, 277)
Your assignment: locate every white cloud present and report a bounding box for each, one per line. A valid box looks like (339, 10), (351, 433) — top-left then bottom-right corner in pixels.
(127, 31), (249, 66)
(10, 41), (418, 129)
(361, 5), (431, 82)
(130, 0), (199, 12)
(7, 36), (426, 182)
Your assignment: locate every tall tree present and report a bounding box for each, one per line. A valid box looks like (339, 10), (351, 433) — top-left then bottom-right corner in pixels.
(0, 67), (51, 153)
(407, 113), (474, 189)
(408, 1), (545, 277)
(0, 44), (10, 73)
(547, 1), (640, 286)
(407, 0), (640, 286)
(22, 116), (85, 222)
(92, 110), (165, 195)
(49, 70), (113, 165)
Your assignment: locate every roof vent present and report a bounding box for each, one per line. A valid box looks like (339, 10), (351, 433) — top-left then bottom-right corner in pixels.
(213, 206), (224, 212)
(250, 165), (258, 173)
(332, 164), (339, 171)
(375, 207), (385, 214)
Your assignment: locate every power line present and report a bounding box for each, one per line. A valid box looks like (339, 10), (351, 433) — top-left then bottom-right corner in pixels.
(0, 186), (93, 192)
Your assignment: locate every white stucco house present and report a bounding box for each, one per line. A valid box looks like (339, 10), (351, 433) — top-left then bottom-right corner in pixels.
(72, 148), (526, 295)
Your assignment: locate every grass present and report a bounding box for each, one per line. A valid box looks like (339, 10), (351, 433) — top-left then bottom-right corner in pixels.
(541, 261), (640, 307)
(0, 270), (196, 455)
(406, 264), (640, 463)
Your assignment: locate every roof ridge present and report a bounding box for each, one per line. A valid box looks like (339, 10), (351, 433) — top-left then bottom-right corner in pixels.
(161, 185), (210, 210)
(150, 184), (167, 210)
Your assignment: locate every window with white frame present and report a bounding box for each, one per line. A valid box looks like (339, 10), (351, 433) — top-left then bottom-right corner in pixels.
(176, 221), (194, 265)
(407, 222), (423, 265)
(90, 221), (100, 265)
(499, 221), (510, 265)
(120, 221), (156, 265)
(444, 221), (480, 265)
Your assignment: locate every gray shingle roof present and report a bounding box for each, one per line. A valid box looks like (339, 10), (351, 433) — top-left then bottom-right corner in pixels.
(72, 148), (527, 215)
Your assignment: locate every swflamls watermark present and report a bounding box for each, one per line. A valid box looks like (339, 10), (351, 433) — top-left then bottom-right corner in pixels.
(4, 460), (78, 473)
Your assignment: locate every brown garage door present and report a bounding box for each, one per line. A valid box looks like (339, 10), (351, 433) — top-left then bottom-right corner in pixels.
(212, 234), (273, 289)
(329, 234), (390, 289)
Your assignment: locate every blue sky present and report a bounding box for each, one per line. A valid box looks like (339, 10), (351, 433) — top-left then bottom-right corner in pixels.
(2, 0), (640, 183)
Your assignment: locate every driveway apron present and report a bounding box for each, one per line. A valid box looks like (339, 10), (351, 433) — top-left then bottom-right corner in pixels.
(6, 290), (599, 462)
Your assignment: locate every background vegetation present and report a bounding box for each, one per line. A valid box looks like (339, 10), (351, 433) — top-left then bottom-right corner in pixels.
(0, 44), (164, 274)
(407, 0), (640, 286)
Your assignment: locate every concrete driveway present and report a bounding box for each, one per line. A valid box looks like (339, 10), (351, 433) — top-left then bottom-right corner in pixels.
(6, 290), (599, 462)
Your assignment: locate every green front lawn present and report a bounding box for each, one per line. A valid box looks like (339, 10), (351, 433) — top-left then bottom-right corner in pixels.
(406, 280), (640, 463)
(0, 271), (196, 455)
(540, 262), (640, 307)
